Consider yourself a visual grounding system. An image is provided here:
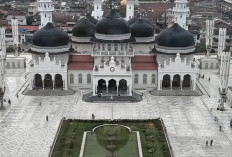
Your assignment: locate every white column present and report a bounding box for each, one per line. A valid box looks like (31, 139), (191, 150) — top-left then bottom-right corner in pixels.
(173, 0), (189, 30)
(158, 75), (161, 90)
(30, 78), (33, 90)
(170, 78), (172, 90)
(38, 0), (54, 28)
(106, 81), (108, 95)
(193, 76), (196, 90)
(116, 82), (119, 94)
(92, 79), (95, 96)
(93, 0), (102, 20)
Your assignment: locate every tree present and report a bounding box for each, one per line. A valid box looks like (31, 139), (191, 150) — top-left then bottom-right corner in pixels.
(26, 17), (34, 25)
(195, 39), (206, 54)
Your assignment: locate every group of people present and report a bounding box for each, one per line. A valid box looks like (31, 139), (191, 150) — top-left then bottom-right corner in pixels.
(206, 139), (213, 146)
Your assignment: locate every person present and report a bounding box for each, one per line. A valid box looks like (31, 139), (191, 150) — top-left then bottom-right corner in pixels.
(16, 94), (18, 98)
(202, 74), (204, 79)
(92, 114), (95, 120)
(8, 99), (11, 105)
(210, 139), (213, 146)
(39, 102), (41, 106)
(206, 140), (208, 146)
(230, 119), (232, 128)
(220, 125), (222, 131)
(208, 77), (210, 81)
(46, 115), (48, 121)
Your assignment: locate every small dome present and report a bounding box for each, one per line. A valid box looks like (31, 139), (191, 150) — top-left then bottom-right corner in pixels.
(72, 18), (96, 37)
(96, 9), (130, 35)
(156, 23), (194, 47)
(32, 23), (69, 47)
(130, 19), (154, 37)
(77, 13), (98, 25)
(128, 16), (152, 26)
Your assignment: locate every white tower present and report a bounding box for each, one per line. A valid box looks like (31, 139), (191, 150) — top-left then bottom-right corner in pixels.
(126, 0), (136, 20)
(11, 18), (19, 56)
(219, 46), (231, 111)
(38, 0), (54, 28)
(93, 0), (103, 20)
(205, 19), (214, 57)
(218, 28), (227, 59)
(0, 27), (6, 109)
(172, 0), (189, 30)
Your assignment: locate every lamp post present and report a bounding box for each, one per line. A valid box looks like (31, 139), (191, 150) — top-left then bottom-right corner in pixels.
(219, 46), (231, 111)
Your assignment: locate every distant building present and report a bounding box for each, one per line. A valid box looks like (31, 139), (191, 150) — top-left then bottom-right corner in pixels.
(6, 15), (26, 25)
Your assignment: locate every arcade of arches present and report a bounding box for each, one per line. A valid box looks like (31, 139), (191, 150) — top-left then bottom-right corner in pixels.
(95, 79), (130, 95)
(33, 73), (65, 89)
(161, 74), (192, 90)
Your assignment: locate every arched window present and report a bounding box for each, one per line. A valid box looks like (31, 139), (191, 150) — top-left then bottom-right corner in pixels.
(134, 74), (138, 84)
(78, 74), (82, 84)
(70, 74), (74, 84)
(151, 74), (156, 84)
(87, 74), (91, 84)
(143, 74), (147, 84)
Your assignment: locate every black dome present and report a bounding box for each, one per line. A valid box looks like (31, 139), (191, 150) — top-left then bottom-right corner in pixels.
(72, 18), (96, 37)
(32, 23), (69, 47)
(96, 9), (130, 35)
(130, 19), (154, 37)
(156, 23), (194, 47)
(128, 16), (152, 26)
(77, 13), (98, 25)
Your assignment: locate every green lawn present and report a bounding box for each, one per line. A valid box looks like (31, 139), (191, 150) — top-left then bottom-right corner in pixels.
(52, 119), (171, 157)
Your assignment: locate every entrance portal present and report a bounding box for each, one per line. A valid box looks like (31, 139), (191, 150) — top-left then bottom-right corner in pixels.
(183, 75), (191, 88)
(172, 75), (180, 88)
(119, 79), (127, 94)
(162, 75), (170, 88)
(55, 74), (63, 88)
(34, 74), (42, 88)
(44, 74), (53, 89)
(98, 79), (106, 94)
(108, 79), (117, 94)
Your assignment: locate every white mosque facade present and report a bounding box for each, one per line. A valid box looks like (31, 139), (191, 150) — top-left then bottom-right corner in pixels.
(28, 0), (198, 96)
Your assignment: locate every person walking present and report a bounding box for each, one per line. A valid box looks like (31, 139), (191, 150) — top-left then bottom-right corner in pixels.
(8, 99), (11, 105)
(210, 139), (213, 146)
(220, 125), (222, 131)
(206, 140), (208, 146)
(46, 115), (48, 121)
(92, 114), (95, 120)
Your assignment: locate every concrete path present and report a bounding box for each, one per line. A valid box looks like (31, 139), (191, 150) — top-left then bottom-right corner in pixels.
(0, 69), (232, 157)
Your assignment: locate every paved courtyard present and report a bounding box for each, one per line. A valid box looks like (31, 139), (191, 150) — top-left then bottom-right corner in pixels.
(0, 68), (232, 157)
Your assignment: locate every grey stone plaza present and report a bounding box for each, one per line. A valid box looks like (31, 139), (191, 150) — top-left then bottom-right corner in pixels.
(0, 68), (232, 157)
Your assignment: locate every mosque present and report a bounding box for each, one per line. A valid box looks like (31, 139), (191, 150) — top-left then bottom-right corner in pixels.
(28, 0), (198, 96)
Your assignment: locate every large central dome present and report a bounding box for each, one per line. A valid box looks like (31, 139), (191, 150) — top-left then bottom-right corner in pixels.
(156, 23), (194, 47)
(96, 9), (130, 35)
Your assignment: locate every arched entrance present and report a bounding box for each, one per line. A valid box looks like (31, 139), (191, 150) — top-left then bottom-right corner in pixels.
(162, 74), (170, 88)
(172, 74), (180, 88)
(34, 74), (42, 88)
(55, 74), (63, 88)
(108, 79), (116, 94)
(119, 79), (127, 94)
(97, 79), (106, 94)
(183, 74), (191, 88)
(44, 74), (53, 89)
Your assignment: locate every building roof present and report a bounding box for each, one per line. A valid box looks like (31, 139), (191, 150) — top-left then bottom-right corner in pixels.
(4, 25), (39, 31)
(156, 23), (194, 47)
(32, 23), (69, 47)
(130, 19), (154, 37)
(6, 15), (26, 21)
(72, 18), (96, 37)
(96, 9), (130, 35)
(68, 55), (94, 70)
(131, 56), (158, 70)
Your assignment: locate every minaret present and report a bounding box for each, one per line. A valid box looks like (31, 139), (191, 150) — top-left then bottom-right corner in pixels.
(172, 0), (189, 30)
(218, 28), (227, 68)
(219, 46), (231, 111)
(205, 18), (214, 57)
(38, 0), (54, 28)
(126, 0), (135, 20)
(0, 27), (6, 109)
(11, 18), (19, 56)
(93, 0), (102, 20)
